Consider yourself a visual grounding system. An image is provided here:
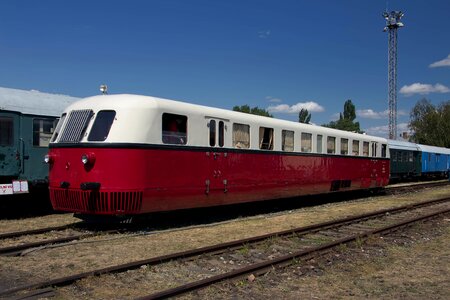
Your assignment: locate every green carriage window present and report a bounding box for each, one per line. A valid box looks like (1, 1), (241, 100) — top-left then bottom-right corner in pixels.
(33, 118), (58, 147)
(0, 117), (13, 146)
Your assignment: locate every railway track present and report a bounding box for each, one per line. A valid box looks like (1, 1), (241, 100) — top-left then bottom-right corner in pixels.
(2, 195), (449, 299)
(1, 180), (447, 258)
(0, 222), (123, 257)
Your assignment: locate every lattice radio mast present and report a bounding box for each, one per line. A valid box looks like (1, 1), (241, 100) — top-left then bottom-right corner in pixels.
(383, 11), (404, 140)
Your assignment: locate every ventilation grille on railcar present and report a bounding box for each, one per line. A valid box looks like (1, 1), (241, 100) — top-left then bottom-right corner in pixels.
(50, 189), (143, 214)
(58, 109), (93, 143)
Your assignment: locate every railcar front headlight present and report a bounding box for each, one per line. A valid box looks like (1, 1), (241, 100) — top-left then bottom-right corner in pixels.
(44, 154), (54, 164)
(81, 153), (96, 166)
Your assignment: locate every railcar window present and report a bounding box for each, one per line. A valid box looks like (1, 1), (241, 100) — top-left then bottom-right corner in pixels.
(218, 121), (224, 147)
(428, 153), (431, 162)
(51, 113), (66, 142)
(259, 127), (274, 150)
(0, 117), (13, 146)
(162, 113), (187, 145)
(371, 143), (378, 157)
(403, 152), (408, 162)
(282, 130), (294, 152)
(209, 120), (216, 146)
(327, 137), (336, 154)
(232, 123), (250, 149)
(301, 133), (312, 152)
(340, 138), (349, 155)
(317, 135), (323, 153)
(363, 142), (369, 156)
(88, 111), (116, 142)
(381, 144), (387, 158)
(352, 140), (359, 155)
(33, 118), (58, 147)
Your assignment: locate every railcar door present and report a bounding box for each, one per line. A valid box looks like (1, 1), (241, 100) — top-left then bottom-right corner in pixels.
(0, 112), (20, 181)
(205, 118), (229, 196)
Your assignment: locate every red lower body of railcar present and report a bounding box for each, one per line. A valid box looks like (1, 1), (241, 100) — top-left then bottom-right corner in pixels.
(48, 146), (390, 215)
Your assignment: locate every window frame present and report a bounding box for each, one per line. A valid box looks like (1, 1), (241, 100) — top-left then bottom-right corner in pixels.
(327, 136), (336, 154)
(232, 123), (250, 149)
(282, 130), (294, 152)
(259, 126), (274, 150)
(0, 116), (14, 146)
(87, 110), (117, 142)
(162, 113), (188, 145)
(340, 138), (349, 155)
(33, 117), (58, 147)
(352, 140), (360, 156)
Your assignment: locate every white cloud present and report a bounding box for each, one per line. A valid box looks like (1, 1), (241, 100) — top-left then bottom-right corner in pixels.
(357, 109), (385, 119)
(258, 30), (271, 39)
(399, 83), (450, 96)
(429, 54), (450, 68)
(266, 96), (282, 103)
(267, 101), (325, 113)
(357, 109), (407, 119)
(364, 123), (410, 138)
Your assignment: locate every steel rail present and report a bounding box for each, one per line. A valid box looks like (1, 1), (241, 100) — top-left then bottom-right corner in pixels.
(0, 232), (113, 256)
(385, 180), (449, 192)
(1, 196), (448, 298)
(0, 222), (82, 240)
(138, 206), (450, 300)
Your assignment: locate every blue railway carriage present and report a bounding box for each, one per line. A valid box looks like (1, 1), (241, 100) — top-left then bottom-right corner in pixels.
(388, 139), (421, 180)
(0, 87), (79, 196)
(417, 144), (450, 178)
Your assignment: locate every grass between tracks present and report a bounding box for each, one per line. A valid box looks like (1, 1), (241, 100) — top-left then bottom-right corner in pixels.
(0, 185), (449, 299)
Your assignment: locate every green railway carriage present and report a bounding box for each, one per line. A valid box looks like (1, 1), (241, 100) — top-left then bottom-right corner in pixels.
(388, 139), (421, 180)
(0, 87), (78, 196)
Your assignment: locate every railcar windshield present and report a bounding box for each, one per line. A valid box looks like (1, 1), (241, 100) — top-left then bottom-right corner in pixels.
(88, 110), (116, 141)
(51, 113), (66, 143)
(0, 117), (13, 146)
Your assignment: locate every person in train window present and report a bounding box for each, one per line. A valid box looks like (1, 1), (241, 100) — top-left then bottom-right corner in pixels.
(164, 119), (185, 144)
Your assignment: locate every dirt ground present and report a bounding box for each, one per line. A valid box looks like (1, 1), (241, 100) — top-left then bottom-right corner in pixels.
(0, 185), (449, 299)
(192, 216), (450, 299)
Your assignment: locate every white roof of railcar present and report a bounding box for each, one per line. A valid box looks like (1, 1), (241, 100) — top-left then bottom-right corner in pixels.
(65, 94), (388, 144)
(417, 144), (450, 155)
(387, 139), (421, 151)
(0, 87), (79, 117)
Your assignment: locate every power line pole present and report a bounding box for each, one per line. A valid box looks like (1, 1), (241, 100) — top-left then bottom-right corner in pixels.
(383, 11), (404, 140)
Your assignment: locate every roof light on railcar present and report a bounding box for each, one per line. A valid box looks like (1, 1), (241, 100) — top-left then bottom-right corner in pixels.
(100, 85), (108, 95)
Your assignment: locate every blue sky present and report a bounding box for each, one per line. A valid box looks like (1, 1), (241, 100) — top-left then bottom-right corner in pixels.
(1, 0), (449, 137)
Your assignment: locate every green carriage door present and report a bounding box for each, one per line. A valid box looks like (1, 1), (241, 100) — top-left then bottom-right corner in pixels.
(0, 113), (20, 179)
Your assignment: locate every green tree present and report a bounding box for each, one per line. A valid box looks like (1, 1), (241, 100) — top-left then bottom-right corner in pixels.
(409, 98), (450, 147)
(233, 105), (273, 117)
(322, 99), (363, 133)
(298, 108), (311, 124)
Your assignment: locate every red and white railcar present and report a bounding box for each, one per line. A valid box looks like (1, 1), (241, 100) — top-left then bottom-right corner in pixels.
(47, 94), (390, 217)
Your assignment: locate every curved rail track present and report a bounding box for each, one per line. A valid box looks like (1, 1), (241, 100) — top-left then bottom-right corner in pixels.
(1, 195), (449, 299)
